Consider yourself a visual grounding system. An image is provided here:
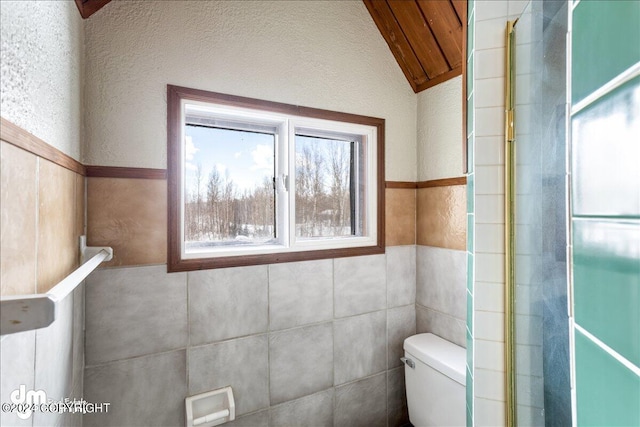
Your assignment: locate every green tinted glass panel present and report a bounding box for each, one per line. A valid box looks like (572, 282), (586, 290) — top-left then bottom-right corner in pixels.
(466, 366), (474, 420)
(467, 252), (474, 293)
(467, 8), (474, 61)
(466, 326), (474, 371)
(573, 219), (640, 366)
(467, 134), (474, 173)
(572, 77), (640, 217)
(467, 290), (473, 331)
(466, 172), (474, 214)
(467, 92), (474, 137)
(467, 53), (474, 98)
(575, 331), (640, 427)
(572, 0), (640, 104)
(467, 213), (474, 255)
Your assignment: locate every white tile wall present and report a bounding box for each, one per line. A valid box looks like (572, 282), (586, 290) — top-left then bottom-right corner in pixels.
(515, 374), (544, 408)
(475, 78), (506, 108)
(474, 368), (506, 401)
(516, 404), (545, 427)
(515, 284), (543, 316)
(475, 48), (506, 80)
(515, 314), (543, 346)
(83, 249), (416, 427)
(0, 331), (35, 427)
(476, 195), (505, 224)
(508, 0), (529, 18)
(515, 255), (533, 285)
(475, 165), (505, 195)
(416, 245), (467, 347)
(470, 2), (510, 409)
(475, 311), (505, 342)
(386, 246), (417, 308)
(269, 260), (334, 331)
(475, 253), (505, 283)
(515, 74), (533, 105)
(475, 107), (506, 137)
(0, 287), (84, 427)
(269, 389), (334, 427)
(475, 1), (509, 22)
(475, 224), (506, 254)
(475, 339), (506, 371)
(475, 282), (505, 312)
(475, 397), (507, 427)
(475, 136), (505, 166)
(33, 296), (74, 426)
(270, 325), (334, 405)
(475, 17), (510, 50)
(515, 344), (543, 377)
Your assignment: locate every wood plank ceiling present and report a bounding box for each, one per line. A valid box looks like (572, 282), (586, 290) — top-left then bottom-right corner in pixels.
(74, 0), (111, 19)
(364, 0), (466, 93)
(74, 0), (465, 93)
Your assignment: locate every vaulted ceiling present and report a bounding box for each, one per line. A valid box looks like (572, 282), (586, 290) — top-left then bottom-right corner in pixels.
(74, 0), (111, 19)
(364, 0), (466, 92)
(74, 0), (466, 93)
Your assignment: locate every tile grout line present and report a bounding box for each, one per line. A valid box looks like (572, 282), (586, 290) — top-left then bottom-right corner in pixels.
(574, 323), (640, 376)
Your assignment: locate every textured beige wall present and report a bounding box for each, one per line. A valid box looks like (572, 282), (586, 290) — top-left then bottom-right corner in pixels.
(0, 1), (85, 296)
(417, 185), (466, 250)
(0, 1), (84, 160)
(417, 76), (464, 181)
(83, 0), (417, 181)
(0, 141), (85, 296)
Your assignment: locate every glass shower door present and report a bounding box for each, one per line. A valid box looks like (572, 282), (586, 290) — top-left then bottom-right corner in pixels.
(512, 1), (571, 425)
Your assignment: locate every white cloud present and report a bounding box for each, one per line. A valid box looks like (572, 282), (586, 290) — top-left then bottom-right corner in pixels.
(215, 163), (228, 179)
(185, 136), (198, 161)
(234, 151), (242, 159)
(251, 144), (273, 171)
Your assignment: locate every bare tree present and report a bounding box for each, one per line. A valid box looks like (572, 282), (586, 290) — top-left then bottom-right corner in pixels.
(296, 142), (327, 236)
(205, 169), (221, 238)
(327, 141), (350, 235)
(185, 138), (353, 245)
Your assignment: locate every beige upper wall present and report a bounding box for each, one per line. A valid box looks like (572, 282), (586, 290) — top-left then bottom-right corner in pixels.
(83, 0), (417, 181)
(417, 76), (464, 181)
(0, 0), (84, 161)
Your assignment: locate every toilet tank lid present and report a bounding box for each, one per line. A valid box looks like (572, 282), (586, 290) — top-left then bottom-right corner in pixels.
(404, 333), (466, 385)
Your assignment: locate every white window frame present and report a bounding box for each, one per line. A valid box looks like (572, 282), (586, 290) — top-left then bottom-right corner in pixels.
(167, 85), (385, 272)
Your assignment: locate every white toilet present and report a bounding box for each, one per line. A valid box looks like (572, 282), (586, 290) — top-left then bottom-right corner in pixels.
(402, 333), (466, 427)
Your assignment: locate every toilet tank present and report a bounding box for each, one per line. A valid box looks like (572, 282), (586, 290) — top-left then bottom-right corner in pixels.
(403, 333), (466, 427)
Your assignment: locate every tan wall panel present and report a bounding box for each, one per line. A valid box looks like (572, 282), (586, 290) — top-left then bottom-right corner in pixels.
(1, 141), (37, 296)
(87, 177), (166, 267)
(417, 185), (466, 250)
(76, 173), (85, 238)
(386, 188), (416, 246)
(37, 159), (79, 293)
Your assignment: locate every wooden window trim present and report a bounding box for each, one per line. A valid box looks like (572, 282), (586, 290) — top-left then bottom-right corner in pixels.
(167, 85), (385, 272)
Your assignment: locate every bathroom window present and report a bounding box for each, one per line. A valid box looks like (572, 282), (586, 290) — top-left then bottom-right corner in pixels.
(167, 85), (384, 271)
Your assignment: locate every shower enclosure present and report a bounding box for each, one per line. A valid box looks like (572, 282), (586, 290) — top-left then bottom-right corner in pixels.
(507, 1), (572, 425)
(502, 0), (639, 424)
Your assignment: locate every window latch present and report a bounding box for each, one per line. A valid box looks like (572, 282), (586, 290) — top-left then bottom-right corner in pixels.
(274, 175), (289, 192)
(281, 174), (290, 192)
